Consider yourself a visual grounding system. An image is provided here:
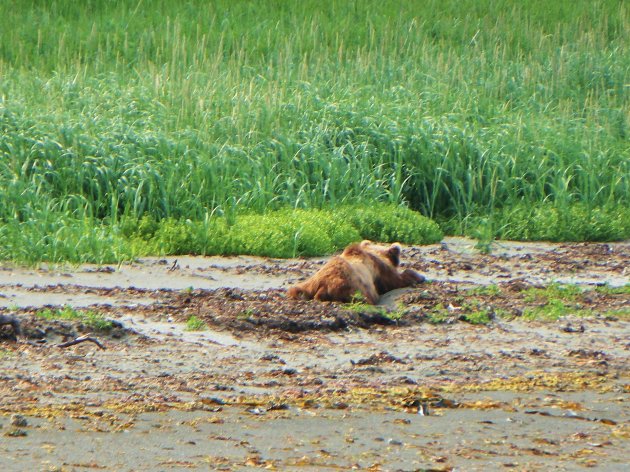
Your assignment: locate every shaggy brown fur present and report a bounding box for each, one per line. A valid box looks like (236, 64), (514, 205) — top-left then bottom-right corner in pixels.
(287, 240), (425, 304)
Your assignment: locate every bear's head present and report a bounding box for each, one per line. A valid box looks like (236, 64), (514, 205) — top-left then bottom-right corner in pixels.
(358, 240), (401, 267)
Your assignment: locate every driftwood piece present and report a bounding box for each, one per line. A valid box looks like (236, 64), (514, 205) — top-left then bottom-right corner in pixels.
(57, 334), (106, 350)
(0, 314), (23, 337)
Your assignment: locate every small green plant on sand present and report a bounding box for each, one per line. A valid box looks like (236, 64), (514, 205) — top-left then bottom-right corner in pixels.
(426, 304), (453, 324)
(237, 309), (255, 321)
(523, 283), (583, 303)
(386, 304), (408, 321)
(347, 301), (406, 321)
(601, 308), (630, 320)
(184, 315), (207, 331)
(460, 309), (493, 325)
(36, 306), (113, 331)
(523, 299), (592, 321)
(471, 219), (496, 255)
(0, 348), (14, 359)
(594, 284), (630, 296)
(348, 301), (383, 314)
(426, 302), (500, 325)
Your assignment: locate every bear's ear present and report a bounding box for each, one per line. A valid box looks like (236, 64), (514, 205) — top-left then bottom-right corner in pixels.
(387, 243), (401, 266)
(360, 240), (373, 247)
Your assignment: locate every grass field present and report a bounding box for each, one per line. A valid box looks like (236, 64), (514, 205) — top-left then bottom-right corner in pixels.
(0, 0), (628, 262)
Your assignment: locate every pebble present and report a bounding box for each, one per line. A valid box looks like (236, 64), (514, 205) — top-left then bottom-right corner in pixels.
(10, 414), (28, 427)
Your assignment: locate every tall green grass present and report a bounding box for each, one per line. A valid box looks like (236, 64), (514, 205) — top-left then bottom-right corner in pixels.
(0, 0), (628, 262)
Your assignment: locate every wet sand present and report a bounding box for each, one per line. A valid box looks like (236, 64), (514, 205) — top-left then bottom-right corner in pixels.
(0, 238), (628, 471)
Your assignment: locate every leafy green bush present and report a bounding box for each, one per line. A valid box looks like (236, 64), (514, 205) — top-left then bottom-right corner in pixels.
(100, 204), (440, 261)
(337, 205), (443, 244)
(225, 214), (299, 257)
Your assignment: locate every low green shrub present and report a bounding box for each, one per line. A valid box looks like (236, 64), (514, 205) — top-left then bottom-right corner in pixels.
(184, 316), (207, 331)
(460, 310), (493, 325)
(0, 203), (442, 263)
(127, 204), (441, 259)
(336, 204), (444, 245)
(37, 306), (114, 331)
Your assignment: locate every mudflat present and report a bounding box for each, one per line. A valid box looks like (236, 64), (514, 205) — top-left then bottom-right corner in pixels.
(1, 238), (628, 471)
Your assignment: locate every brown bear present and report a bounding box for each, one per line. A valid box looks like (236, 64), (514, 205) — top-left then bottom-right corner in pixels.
(287, 240), (425, 304)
